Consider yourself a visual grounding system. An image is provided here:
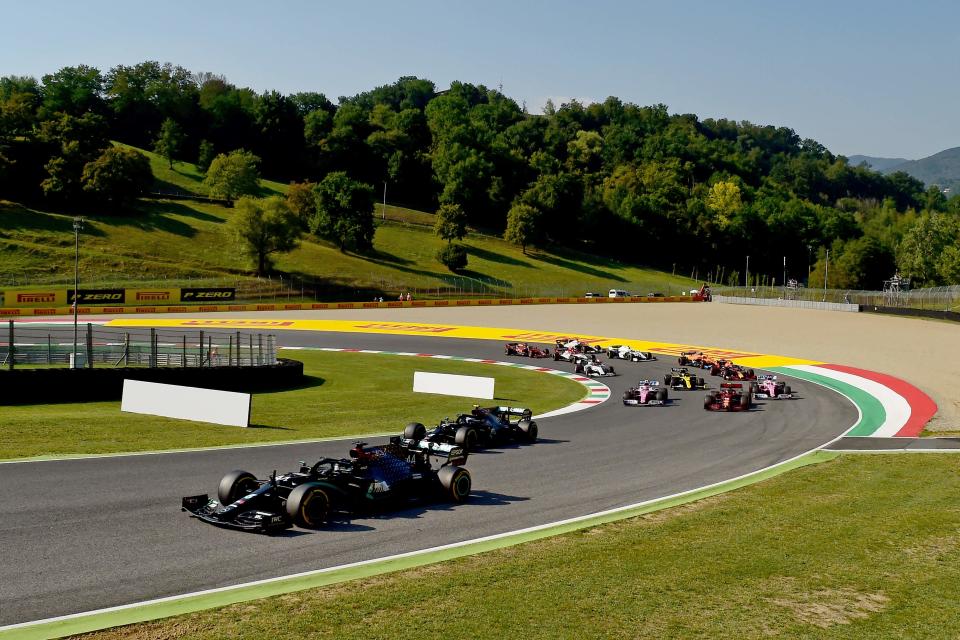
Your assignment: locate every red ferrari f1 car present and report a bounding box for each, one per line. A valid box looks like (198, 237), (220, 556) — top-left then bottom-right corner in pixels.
(504, 342), (551, 358)
(704, 383), (753, 411)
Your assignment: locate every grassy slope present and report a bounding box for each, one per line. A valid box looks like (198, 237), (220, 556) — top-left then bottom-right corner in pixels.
(0, 146), (698, 294)
(0, 349), (584, 459)
(77, 454), (960, 639)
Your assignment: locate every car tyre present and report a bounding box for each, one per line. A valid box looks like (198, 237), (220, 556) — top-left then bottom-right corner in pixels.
(519, 419), (538, 442)
(218, 470), (259, 506)
(657, 388), (668, 402)
(454, 426), (478, 451)
(437, 466), (471, 503)
(403, 422), (427, 440)
(286, 483), (330, 528)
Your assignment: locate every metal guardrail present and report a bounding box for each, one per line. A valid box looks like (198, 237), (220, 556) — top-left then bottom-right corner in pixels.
(0, 322), (277, 370)
(712, 285), (960, 312)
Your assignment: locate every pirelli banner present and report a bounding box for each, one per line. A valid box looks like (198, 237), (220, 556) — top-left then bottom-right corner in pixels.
(3, 287), (236, 308)
(3, 289), (68, 307)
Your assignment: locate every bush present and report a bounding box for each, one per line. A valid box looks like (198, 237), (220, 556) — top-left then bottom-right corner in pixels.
(436, 243), (468, 272)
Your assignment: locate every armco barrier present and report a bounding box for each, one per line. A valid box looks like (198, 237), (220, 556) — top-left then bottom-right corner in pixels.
(0, 295), (703, 317)
(712, 295), (859, 313)
(0, 358), (304, 404)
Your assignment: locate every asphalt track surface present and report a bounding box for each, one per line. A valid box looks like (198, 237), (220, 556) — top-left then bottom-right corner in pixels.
(0, 330), (856, 626)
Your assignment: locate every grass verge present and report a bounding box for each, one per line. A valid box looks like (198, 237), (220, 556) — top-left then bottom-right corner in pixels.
(72, 453), (960, 639)
(0, 349), (585, 460)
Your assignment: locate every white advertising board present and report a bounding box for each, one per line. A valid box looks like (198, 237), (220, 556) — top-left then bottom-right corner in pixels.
(413, 371), (495, 400)
(121, 379), (251, 427)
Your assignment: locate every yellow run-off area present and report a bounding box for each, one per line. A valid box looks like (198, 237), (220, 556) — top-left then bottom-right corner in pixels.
(105, 318), (822, 368)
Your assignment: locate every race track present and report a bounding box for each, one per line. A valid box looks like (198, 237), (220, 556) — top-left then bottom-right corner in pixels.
(0, 330), (856, 626)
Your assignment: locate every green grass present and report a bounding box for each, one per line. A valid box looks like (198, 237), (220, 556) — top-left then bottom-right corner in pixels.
(76, 453), (960, 639)
(0, 145), (699, 295)
(0, 197), (697, 296)
(120, 143), (289, 198)
(0, 349), (584, 460)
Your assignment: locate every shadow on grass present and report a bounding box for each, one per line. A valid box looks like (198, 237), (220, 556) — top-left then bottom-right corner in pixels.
(529, 252), (627, 281)
(255, 375), (326, 395)
(247, 423), (295, 430)
(145, 200), (224, 224)
(356, 246), (414, 266)
(464, 244), (533, 268)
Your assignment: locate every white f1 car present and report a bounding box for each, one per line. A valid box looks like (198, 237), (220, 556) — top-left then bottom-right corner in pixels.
(572, 354), (617, 377)
(606, 344), (657, 362)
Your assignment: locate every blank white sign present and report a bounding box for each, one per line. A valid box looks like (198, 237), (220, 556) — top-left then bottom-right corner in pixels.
(413, 371), (495, 399)
(121, 379), (251, 427)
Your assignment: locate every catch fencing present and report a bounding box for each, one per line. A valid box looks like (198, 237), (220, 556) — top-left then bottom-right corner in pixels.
(0, 321), (277, 370)
(712, 284), (960, 312)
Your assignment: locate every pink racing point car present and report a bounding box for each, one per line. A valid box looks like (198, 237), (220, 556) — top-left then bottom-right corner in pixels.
(751, 375), (794, 399)
(622, 380), (669, 406)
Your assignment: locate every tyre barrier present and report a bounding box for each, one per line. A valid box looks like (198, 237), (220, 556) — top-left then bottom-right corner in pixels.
(0, 357), (304, 405)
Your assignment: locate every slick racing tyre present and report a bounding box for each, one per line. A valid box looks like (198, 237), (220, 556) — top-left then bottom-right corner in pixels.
(286, 483), (331, 528)
(740, 392), (751, 409)
(218, 470), (259, 506)
(454, 426), (479, 451)
(657, 389), (668, 402)
(519, 419), (538, 442)
(438, 466), (472, 503)
(404, 422), (427, 440)
(704, 393), (716, 410)
(785, 385), (792, 395)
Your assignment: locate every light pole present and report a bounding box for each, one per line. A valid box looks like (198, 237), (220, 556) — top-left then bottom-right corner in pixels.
(72, 217), (83, 369)
(382, 182), (387, 220)
(807, 245), (812, 286)
(745, 255), (750, 291)
(823, 249), (829, 302)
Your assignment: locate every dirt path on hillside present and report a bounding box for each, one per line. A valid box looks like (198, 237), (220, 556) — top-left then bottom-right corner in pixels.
(197, 304), (958, 431)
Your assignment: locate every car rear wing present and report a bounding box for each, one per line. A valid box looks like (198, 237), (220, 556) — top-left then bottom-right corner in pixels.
(638, 380), (659, 386)
(395, 436), (468, 465)
(491, 406), (533, 418)
(671, 367), (689, 373)
(720, 382), (743, 389)
(758, 374), (777, 380)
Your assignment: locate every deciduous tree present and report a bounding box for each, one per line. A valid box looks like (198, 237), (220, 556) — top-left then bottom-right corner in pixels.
(434, 202), (467, 244)
(153, 118), (183, 169)
(230, 196), (302, 275)
(81, 146), (153, 206)
(504, 202), (540, 254)
(311, 171), (375, 251)
(203, 149), (260, 199)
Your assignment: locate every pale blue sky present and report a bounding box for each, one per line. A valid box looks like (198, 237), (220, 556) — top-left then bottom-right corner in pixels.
(3, 0), (956, 158)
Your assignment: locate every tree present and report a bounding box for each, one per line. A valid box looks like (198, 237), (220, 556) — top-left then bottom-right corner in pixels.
(38, 112), (109, 200)
(706, 181), (742, 228)
(434, 202), (467, 244)
(504, 202), (540, 254)
(436, 243), (468, 272)
(203, 149), (260, 199)
(153, 118), (183, 169)
(196, 139), (216, 172)
(286, 180), (316, 228)
(311, 171), (376, 251)
(81, 146), (153, 205)
(230, 196), (302, 275)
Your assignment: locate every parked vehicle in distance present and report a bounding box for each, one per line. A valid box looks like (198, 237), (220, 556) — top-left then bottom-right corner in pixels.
(584, 292), (600, 298)
(609, 289), (630, 297)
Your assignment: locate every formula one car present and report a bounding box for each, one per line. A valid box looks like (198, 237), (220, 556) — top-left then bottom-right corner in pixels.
(554, 337), (603, 357)
(704, 383), (752, 411)
(181, 440), (471, 533)
(677, 351), (721, 369)
(402, 406), (538, 451)
(752, 375), (793, 399)
(606, 344), (657, 362)
(622, 380), (669, 406)
(664, 367), (706, 390)
(504, 342), (551, 358)
(711, 361), (757, 381)
(572, 353), (617, 377)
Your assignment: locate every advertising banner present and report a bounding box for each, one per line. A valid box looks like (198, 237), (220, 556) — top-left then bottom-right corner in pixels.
(68, 288), (126, 305)
(126, 288), (180, 304)
(4, 289), (68, 307)
(180, 287), (236, 303)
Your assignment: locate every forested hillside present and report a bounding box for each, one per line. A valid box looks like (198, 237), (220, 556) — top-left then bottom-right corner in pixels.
(2, 63), (959, 288)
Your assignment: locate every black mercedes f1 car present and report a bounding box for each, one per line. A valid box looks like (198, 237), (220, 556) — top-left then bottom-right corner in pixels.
(402, 405), (538, 451)
(181, 439), (471, 533)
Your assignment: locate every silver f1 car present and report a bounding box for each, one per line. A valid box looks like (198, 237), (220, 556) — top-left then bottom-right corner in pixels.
(572, 353), (617, 377)
(606, 344), (657, 362)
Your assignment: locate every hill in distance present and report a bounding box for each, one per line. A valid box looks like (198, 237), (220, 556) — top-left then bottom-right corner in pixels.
(849, 147), (960, 193)
(847, 155), (911, 172)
